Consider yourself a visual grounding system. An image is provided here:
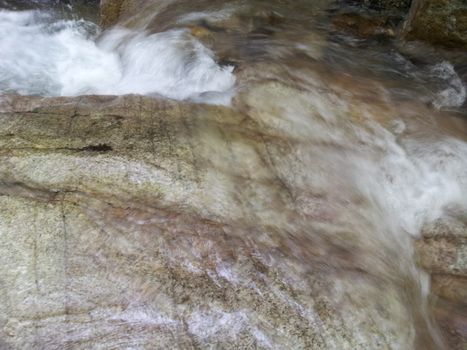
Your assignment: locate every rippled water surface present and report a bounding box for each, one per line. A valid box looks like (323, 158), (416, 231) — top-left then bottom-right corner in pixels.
(0, 0), (466, 348)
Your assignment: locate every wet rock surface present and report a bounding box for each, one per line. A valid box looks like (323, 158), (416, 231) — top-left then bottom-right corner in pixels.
(99, 0), (467, 51)
(1, 0), (466, 349)
(100, 0), (124, 27)
(416, 216), (467, 349)
(331, 12), (397, 38)
(0, 94), (419, 349)
(404, 0), (467, 49)
(365, 0), (412, 11)
(0, 71), (465, 348)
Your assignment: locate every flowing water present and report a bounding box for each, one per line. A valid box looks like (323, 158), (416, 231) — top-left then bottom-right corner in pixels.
(0, 0), (467, 348)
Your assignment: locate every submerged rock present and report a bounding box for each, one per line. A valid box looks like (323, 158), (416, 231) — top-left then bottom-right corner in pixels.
(329, 0), (467, 49)
(100, 0), (467, 50)
(331, 12), (396, 38)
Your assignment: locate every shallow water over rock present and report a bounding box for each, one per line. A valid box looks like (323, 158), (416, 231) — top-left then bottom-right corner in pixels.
(0, 0), (466, 349)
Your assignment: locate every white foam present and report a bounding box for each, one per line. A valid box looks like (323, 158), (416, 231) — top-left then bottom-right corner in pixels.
(0, 10), (235, 104)
(354, 124), (467, 238)
(431, 61), (466, 109)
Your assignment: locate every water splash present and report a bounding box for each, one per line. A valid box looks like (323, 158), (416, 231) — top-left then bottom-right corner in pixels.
(0, 10), (235, 103)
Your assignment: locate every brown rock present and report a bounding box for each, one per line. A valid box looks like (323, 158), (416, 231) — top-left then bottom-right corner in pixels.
(415, 235), (467, 275)
(404, 0), (467, 49)
(100, 0), (124, 27)
(415, 216), (467, 350)
(432, 299), (467, 350)
(0, 93), (421, 349)
(431, 274), (467, 306)
(190, 26), (213, 40)
(332, 12), (396, 38)
(416, 217), (467, 276)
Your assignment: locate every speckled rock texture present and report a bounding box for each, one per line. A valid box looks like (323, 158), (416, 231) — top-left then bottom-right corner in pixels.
(0, 0), (464, 348)
(403, 0), (467, 49)
(0, 92), (426, 349)
(100, 0), (124, 27)
(416, 216), (467, 349)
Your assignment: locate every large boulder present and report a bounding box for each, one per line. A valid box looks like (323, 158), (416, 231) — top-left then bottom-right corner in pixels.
(0, 88), (429, 349)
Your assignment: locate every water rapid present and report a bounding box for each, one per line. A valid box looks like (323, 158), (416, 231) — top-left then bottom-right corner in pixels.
(0, 8), (235, 102)
(0, 0), (466, 349)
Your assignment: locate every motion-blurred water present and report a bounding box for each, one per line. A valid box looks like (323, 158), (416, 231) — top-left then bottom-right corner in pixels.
(0, 7), (235, 102)
(0, 0), (466, 348)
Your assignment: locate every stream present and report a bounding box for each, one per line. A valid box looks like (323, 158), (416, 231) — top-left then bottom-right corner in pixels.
(0, 0), (466, 348)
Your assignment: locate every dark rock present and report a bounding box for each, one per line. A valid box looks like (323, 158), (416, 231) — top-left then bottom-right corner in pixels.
(100, 0), (125, 27)
(403, 0), (467, 49)
(367, 0), (412, 10)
